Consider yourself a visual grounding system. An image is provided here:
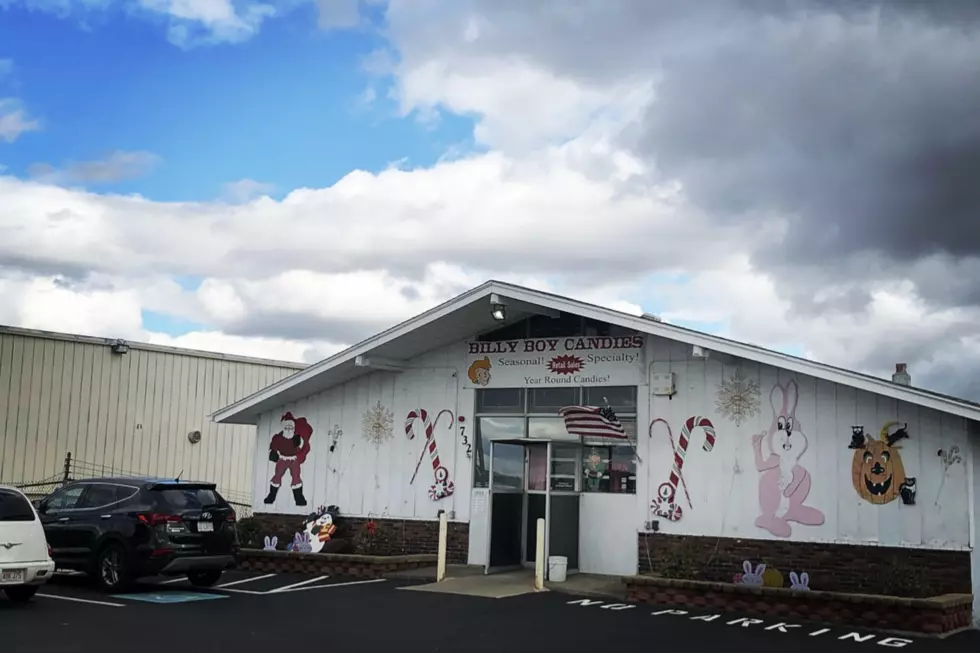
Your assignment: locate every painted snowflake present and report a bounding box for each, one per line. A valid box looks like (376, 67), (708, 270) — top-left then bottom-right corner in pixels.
(715, 369), (760, 427)
(362, 400), (394, 448)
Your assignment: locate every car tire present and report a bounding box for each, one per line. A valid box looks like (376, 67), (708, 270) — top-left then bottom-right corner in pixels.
(187, 570), (222, 587)
(4, 585), (38, 605)
(94, 542), (133, 593)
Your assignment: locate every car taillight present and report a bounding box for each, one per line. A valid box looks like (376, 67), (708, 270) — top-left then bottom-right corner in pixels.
(138, 513), (182, 526)
(226, 511), (236, 522)
(47, 544), (53, 558)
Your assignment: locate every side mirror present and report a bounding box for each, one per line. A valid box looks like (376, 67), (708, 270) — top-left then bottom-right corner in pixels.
(34, 499), (47, 514)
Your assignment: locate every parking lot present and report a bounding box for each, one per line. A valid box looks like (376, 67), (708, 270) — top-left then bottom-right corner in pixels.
(2, 570), (978, 653)
(29, 568), (387, 607)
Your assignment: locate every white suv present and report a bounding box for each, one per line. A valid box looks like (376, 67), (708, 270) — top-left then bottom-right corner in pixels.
(0, 485), (55, 604)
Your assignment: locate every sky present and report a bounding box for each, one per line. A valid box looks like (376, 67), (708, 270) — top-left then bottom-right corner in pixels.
(1, 0), (978, 401)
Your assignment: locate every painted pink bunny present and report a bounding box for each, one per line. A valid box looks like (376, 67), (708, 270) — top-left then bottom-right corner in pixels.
(752, 380), (824, 537)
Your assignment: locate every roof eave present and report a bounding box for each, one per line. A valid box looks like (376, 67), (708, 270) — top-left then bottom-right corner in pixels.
(212, 279), (980, 426)
(211, 281), (501, 425)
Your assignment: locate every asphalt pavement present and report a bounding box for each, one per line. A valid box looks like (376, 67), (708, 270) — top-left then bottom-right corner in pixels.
(1, 570), (978, 653)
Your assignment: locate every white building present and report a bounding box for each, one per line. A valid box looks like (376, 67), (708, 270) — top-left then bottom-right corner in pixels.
(214, 281), (979, 625)
(0, 325), (305, 503)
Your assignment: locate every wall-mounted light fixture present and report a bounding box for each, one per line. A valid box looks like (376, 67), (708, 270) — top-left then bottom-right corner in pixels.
(110, 339), (129, 355)
(489, 293), (507, 321)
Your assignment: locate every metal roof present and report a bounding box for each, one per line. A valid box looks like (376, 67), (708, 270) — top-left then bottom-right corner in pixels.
(0, 324), (308, 370)
(212, 280), (980, 425)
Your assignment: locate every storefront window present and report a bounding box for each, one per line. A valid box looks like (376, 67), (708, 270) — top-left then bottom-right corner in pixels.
(581, 441), (637, 494)
(474, 386), (638, 494)
(476, 388), (525, 414)
(528, 387), (578, 413)
(473, 417), (525, 488)
(583, 386), (637, 414)
(550, 443), (580, 491)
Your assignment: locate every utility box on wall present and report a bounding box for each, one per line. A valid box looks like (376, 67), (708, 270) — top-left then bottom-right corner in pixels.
(650, 372), (676, 397)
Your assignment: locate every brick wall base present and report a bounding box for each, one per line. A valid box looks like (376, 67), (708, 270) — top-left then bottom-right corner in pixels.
(638, 533), (972, 598)
(248, 512), (469, 564)
(238, 549), (435, 579)
(625, 576), (974, 636)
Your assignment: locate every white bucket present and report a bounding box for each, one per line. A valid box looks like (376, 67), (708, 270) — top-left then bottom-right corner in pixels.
(548, 555), (568, 583)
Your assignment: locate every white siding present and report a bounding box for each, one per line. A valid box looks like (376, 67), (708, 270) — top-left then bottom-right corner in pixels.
(251, 330), (975, 569)
(0, 330), (302, 502)
(254, 342), (471, 521)
(644, 336), (973, 551)
(579, 494), (637, 575)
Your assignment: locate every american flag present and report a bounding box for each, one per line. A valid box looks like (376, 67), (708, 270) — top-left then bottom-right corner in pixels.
(558, 405), (627, 440)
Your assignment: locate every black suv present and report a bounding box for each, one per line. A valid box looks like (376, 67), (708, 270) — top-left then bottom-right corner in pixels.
(36, 477), (239, 592)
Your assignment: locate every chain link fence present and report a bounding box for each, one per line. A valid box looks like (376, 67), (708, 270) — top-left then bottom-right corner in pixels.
(3, 452), (253, 519)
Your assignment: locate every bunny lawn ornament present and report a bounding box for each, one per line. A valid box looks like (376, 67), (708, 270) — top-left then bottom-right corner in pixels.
(289, 531), (312, 554)
(262, 535), (278, 551)
(734, 561), (766, 586)
(789, 571), (811, 591)
(752, 380), (825, 538)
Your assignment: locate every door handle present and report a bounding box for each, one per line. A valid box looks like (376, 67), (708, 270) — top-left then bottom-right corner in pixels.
(58, 517), (70, 522)
(100, 515), (111, 519)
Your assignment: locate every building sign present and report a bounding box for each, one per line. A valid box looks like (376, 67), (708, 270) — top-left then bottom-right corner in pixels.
(464, 335), (645, 389)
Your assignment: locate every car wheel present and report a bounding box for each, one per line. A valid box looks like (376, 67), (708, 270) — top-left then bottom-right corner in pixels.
(4, 585), (38, 605)
(186, 570), (222, 587)
(95, 542), (133, 592)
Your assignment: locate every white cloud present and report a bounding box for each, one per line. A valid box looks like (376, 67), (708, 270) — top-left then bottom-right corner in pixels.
(1, 0), (978, 402)
(0, 98), (40, 143)
(220, 178), (276, 203)
(28, 150), (161, 185)
(0, 0), (281, 47)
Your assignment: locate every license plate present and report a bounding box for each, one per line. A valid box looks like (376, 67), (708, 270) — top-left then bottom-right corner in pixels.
(197, 522), (213, 533)
(0, 569), (25, 584)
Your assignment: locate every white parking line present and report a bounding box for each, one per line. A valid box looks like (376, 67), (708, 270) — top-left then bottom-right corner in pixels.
(37, 593), (126, 607)
(267, 575), (330, 593)
(272, 578), (386, 594)
(216, 573), (277, 588)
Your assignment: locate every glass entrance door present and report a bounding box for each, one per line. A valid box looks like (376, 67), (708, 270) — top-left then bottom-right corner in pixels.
(523, 442), (548, 567)
(486, 441), (525, 572)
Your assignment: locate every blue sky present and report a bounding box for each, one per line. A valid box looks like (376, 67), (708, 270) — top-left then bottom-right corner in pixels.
(0, 2), (475, 202)
(0, 0), (810, 365)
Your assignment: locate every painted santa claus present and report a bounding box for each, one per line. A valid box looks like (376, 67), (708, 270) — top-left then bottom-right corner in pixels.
(263, 412), (314, 506)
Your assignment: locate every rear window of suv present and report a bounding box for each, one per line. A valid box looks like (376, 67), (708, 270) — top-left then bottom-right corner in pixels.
(154, 487), (224, 511)
(0, 489), (36, 522)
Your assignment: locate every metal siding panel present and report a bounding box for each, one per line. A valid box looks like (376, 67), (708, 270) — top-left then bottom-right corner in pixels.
(14, 338), (36, 482)
(119, 348), (139, 473)
(0, 332), (296, 500)
(139, 351), (158, 475)
(82, 345), (102, 466)
(104, 348), (123, 470)
(214, 361), (232, 492)
(202, 358), (219, 484)
(30, 338), (55, 481)
(188, 356), (206, 483)
(159, 353), (177, 477)
(66, 343), (86, 467)
(231, 364), (248, 496)
(174, 353), (192, 479)
(93, 349), (112, 468)
(0, 336), (15, 481)
(43, 341), (66, 480)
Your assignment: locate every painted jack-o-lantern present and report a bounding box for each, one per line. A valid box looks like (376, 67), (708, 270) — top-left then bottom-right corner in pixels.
(850, 421), (909, 505)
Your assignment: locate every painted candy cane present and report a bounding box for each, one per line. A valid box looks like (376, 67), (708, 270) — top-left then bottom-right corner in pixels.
(405, 408), (455, 501)
(650, 416), (717, 521)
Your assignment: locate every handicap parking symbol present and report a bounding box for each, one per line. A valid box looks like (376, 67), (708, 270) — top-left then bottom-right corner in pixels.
(112, 591), (228, 604)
